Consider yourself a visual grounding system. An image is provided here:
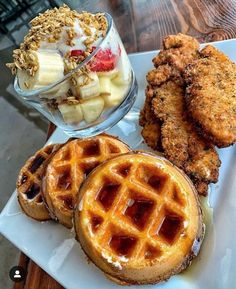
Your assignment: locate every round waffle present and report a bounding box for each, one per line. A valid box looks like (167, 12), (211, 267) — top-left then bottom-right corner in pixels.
(16, 144), (61, 221)
(75, 152), (204, 285)
(43, 134), (131, 228)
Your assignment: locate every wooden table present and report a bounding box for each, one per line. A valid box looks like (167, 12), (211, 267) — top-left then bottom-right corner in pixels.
(14, 0), (236, 288)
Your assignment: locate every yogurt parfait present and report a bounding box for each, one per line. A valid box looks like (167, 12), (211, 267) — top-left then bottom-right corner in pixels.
(7, 5), (136, 136)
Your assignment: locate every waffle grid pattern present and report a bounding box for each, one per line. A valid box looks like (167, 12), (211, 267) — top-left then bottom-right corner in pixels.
(82, 158), (189, 262)
(45, 136), (130, 222)
(17, 144), (56, 204)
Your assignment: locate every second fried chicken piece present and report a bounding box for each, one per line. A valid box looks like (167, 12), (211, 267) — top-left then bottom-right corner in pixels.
(141, 122), (162, 150)
(152, 80), (220, 187)
(139, 85), (156, 127)
(139, 85), (162, 150)
(184, 45), (236, 147)
(139, 33), (197, 151)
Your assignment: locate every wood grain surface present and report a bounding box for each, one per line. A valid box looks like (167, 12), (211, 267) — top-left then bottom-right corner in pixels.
(14, 0), (236, 288)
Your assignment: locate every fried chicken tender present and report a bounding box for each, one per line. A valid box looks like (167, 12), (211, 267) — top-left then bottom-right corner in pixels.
(184, 45), (236, 147)
(139, 34), (193, 149)
(152, 81), (220, 185)
(153, 33), (200, 71)
(141, 122), (162, 150)
(139, 85), (162, 150)
(140, 33), (221, 195)
(139, 85), (155, 127)
(194, 181), (209, 196)
(146, 64), (174, 86)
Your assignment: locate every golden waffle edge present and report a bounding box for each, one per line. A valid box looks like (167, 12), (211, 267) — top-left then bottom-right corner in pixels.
(16, 144), (62, 221)
(74, 151), (204, 285)
(43, 134), (131, 228)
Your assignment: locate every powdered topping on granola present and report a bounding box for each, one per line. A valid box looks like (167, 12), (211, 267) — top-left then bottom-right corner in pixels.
(7, 4), (108, 76)
(6, 4), (132, 126)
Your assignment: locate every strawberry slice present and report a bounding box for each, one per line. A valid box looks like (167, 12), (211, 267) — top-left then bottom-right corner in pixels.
(70, 49), (84, 57)
(90, 48), (118, 72)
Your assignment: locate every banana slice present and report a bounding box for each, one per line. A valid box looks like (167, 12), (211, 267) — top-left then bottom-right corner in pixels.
(97, 68), (119, 79)
(103, 83), (129, 108)
(18, 50), (64, 91)
(99, 76), (111, 95)
(81, 97), (104, 123)
(71, 72), (100, 99)
(41, 79), (70, 99)
(58, 103), (84, 124)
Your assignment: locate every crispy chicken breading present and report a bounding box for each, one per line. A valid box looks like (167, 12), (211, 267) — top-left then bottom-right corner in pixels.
(184, 45), (236, 147)
(139, 85), (156, 127)
(152, 81), (220, 184)
(140, 33), (221, 195)
(141, 122), (162, 150)
(139, 85), (162, 151)
(146, 64), (174, 86)
(153, 33), (200, 71)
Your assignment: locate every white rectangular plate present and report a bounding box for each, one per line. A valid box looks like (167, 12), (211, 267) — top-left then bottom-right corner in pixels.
(1, 39), (236, 289)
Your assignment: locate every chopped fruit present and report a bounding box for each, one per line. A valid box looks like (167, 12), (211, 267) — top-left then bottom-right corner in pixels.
(17, 50), (64, 91)
(42, 79), (70, 99)
(99, 77), (111, 95)
(97, 68), (119, 79)
(102, 83), (128, 108)
(70, 50), (84, 57)
(90, 49), (118, 72)
(58, 103), (84, 124)
(81, 96), (104, 123)
(71, 72), (100, 99)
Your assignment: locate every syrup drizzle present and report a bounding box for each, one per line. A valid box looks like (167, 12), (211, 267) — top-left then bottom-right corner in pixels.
(83, 141), (100, 157)
(125, 197), (154, 230)
(25, 183), (40, 199)
(91, 215), (103, 232)
(57, 169), (72, 190)
(20, 174), (28, 185)
(158, 212), (183, 244)
(29, 156), (45, 173)
(109, 235), (137, 257)
(97, 181), (120, 211)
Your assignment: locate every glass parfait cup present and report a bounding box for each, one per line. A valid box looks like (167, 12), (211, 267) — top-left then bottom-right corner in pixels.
(13, 13), (138, 138)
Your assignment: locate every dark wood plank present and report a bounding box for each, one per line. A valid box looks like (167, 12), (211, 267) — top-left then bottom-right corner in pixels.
(24, 261), (64, 289)
(16, 0), (236, 288)
(131, 0), (236, 52)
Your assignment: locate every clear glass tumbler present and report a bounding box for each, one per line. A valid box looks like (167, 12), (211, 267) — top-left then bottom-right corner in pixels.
(14, 13), (138, 138)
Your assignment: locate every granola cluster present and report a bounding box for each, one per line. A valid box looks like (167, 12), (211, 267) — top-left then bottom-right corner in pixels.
(7, 4), (108, 76)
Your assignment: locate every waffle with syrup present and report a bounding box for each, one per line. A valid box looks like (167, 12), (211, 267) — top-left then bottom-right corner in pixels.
(75, 152), (204, 285)
(16, 144), (62, 221)
(43, 134), (131, 228)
